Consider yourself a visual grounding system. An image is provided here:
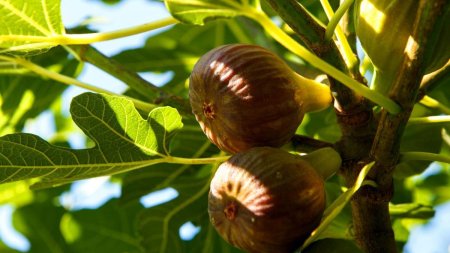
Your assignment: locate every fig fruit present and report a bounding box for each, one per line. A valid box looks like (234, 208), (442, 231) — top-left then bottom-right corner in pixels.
(355, 0), (450, 94)
(208, 147), (326, 253)
(189, 44), (332, 154)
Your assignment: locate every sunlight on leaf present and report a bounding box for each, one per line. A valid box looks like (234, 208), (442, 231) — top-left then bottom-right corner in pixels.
(0, 92), (183, 188)
(0, 0), (64, 53)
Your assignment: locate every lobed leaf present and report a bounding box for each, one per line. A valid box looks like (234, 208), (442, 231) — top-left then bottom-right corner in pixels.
(0, 92), (183, 188)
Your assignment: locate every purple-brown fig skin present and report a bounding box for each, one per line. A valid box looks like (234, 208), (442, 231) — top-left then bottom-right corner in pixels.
(189, 44), (305, 154)
(208, 147), (326, 253)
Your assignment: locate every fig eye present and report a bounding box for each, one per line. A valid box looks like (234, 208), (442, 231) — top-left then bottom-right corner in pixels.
(202, 102), (215, 119)
(224, 201), (239, 221)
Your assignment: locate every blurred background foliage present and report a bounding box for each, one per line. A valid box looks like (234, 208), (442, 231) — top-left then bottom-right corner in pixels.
(0, 0), (449, 252)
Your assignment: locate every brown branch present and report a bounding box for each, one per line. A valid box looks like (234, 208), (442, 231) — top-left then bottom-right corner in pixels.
(350, 1), (446, 252)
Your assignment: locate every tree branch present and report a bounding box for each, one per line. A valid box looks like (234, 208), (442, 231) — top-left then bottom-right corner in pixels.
(350, 1), (446, 252)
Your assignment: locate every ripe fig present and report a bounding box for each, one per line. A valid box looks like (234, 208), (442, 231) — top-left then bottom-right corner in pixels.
(208, 147), (326, 253)
(189, 44), (332, 154)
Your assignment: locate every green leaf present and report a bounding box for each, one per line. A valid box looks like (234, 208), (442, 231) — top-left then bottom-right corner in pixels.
(302, 162), (374, 249)
(0, 47), (80, 135)
(389, 203), (435, 219)
(120, 119), (215, 204)
(61, 199), (143, 253)
(0, 92), (183, 187)
(121, 119), (233, 252)
(13, 191), (70, 253)
(299, 107), (341, 143)
(138, 172), (211, 253)
(315, 183), (353, 241)
(164, 0), (256, 25)
(0, 0), (64, 53)
(186, 222), (243, 253)
(0, 181), (34, 206)
(394, 123), (443, 178)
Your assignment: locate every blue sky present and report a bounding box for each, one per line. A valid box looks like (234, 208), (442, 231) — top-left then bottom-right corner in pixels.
(0, 0), (449, 252)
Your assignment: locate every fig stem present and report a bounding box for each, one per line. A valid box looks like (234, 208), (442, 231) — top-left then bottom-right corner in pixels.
(294, 74), (333, 112)
(320, 0), (358, 70)
(400, 152), (450, 164)
(407, 115), (450, 125)
(0, 17), (179, 45)
(300, 147), (342, 180)
(244, 9), (401, 114)
(0, 55), (156, 113)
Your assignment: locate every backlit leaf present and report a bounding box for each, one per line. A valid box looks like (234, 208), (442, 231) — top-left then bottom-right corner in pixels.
(0, 0), (64, 53)
(0, 92), (183, 188)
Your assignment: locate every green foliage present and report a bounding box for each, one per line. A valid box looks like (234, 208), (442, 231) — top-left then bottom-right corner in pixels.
(60, 200), (143, 253)
(0, 0), (449, 253)
(0, 47), (80, 135)
(0, 92), (184, 188)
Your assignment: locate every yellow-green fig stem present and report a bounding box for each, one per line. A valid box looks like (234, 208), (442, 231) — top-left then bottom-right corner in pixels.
(244, 9), (401, 114)
(300, 147), (342, 180)
(294, 74), (333, 113)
